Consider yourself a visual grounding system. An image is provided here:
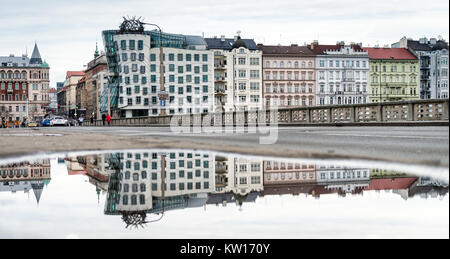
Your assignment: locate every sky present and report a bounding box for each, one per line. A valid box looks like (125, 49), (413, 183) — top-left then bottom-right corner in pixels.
(0, 0), (449, 88)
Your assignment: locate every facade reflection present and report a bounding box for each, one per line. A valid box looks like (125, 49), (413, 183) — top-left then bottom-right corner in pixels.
(1, 151), (447, 227)
(0, 159), (51, 204)
(95, 152), (448, 227)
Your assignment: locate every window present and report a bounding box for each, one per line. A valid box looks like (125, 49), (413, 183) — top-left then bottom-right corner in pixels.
(250, 70), (259, 79)
(129, 40), (135, 50)
(250, 58), (259, 65)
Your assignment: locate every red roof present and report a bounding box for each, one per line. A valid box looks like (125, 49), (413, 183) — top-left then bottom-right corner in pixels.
(66, 71), (85, 78)
(309, 44), (365, 55)
(68, 170), (87, 176)
(49, 88), (57, 93)
(259, 45), (316, 56)
(365, 177), (417, 190)
(363, 47), (417, 60)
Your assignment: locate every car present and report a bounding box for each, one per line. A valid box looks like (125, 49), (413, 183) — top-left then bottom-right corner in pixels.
(41, 119), (51, 127)
(51, 117), (68, 126)
(28, 121), (38, 128)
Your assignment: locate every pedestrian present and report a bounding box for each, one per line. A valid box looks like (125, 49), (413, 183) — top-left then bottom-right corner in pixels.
(78, 116), (84, 126)
(102, 114), (106, 126)
(90, 116), (94, 125)
(106, 113), (111, 126)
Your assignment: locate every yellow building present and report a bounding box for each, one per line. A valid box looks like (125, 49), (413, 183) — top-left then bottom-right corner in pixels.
(364, 47), (419, 102)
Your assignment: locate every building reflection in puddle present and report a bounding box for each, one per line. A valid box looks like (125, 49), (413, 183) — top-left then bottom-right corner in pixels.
(1, 151), (448, 229)
(80, 151), (449, 228)
(0, 159), (51, 205)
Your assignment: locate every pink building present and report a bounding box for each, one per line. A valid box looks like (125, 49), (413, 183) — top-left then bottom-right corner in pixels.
(263, 160), (316, 186)
(259, 44), (316, 108)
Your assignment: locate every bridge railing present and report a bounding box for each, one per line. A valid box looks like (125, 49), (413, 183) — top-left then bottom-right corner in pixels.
(83, 99), (449, 127)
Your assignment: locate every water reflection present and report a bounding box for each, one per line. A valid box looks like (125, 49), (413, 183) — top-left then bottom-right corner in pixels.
(0, 159), (51, 205)
(0, 150), (448, 231)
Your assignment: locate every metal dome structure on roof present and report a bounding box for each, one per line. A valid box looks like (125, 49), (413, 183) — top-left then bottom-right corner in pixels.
(231, 36), (247, 49)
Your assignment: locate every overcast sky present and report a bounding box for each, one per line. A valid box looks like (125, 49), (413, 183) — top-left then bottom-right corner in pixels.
(0, 0), (448, 87)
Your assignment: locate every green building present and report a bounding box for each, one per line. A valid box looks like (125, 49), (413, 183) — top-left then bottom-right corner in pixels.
(364, 47), (419, 103)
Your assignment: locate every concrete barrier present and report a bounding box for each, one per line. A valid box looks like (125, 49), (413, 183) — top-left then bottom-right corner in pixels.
(83, 99), (449, 127)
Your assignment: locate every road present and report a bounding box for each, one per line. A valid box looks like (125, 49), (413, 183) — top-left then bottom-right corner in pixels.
(0, 126), (448, 168)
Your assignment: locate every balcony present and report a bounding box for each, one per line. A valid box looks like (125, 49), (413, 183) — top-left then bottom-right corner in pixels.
(215, 76), (226, 82)
(214, 63), (226, 69)
(215, 87), (226, 95)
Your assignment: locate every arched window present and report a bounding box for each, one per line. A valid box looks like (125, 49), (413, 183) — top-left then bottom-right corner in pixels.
(280, 61), (284, 68)
(287, 61), (292, 68)
(125, 171), (130, 180)
(294, 61), (299, 68)
(273, 61), (277, 68)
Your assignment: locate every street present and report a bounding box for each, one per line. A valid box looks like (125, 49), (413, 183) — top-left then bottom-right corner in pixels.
(0, 126), (448, 167)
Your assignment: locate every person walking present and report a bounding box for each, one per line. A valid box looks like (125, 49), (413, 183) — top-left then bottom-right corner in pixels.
(90, 116), (94, 125)
(102, 114), (106, 126)
(78, 116), (84, 126)
(106, 113), (111, 126)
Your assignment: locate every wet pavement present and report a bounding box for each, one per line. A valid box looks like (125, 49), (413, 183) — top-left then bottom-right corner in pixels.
(0, 149), (448, 238)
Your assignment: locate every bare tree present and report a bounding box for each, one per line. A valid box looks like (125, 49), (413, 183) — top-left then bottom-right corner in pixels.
(0, 105), (11, 126)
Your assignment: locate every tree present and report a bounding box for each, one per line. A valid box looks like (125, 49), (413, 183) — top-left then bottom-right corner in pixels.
(0, 105), (11, 125)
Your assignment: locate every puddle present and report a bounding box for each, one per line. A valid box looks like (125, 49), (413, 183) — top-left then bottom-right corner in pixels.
(0, 149), (448, 238)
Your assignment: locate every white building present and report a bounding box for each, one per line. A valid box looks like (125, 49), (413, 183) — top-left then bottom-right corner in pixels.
(103, 22), (214, 118)
(310, 41), (370, 106)
(205, 35), (263, 112)
(214, 155), (263, 195)
(106, 151), (215, 214)
(316, 164), (370, 183)
(392, 37), (449, 99)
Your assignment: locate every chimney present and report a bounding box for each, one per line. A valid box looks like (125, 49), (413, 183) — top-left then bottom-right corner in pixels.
(419, 37), (427, 44)
(310, 40), (318, 50)
(430, 38), (437, 44)
(220, 35), (225, 42)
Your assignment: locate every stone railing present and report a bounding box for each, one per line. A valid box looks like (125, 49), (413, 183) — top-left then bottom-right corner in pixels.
(83, 99), (449, 127)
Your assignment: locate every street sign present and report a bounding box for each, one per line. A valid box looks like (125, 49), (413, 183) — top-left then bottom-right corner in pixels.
(158, 91), (169, 100)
